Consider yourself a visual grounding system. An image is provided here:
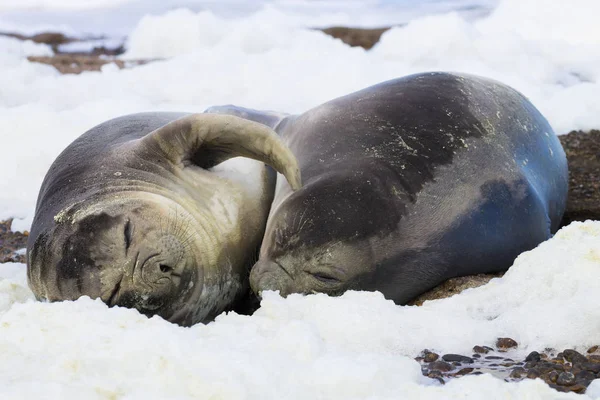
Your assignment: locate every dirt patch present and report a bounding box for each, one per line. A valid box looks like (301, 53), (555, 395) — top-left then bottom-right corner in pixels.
(318, 27), (391, 50)
(559, 130), (600, 225)
(27, 55), (149, 74)
(0, 220), (28, 264)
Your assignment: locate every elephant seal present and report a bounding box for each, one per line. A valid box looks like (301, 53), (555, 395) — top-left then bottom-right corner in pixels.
(241, 72), (568, 302)
(27, 112), (301, 326)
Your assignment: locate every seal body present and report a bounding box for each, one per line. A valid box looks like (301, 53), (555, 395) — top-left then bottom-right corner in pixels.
(27, 112), (301, 325)
(248, 72), (568, 302)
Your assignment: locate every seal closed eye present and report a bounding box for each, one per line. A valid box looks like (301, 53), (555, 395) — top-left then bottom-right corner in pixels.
(27, 111), (301, 326)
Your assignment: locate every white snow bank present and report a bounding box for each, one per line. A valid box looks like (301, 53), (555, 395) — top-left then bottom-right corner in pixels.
(0, 220), (599, 398)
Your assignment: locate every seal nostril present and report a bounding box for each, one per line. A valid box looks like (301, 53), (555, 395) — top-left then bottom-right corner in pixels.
(159, 264), (173, 273)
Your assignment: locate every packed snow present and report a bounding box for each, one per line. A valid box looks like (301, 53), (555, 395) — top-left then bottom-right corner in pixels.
(1, 0), (599, 397)
(1, 221), (599, 398)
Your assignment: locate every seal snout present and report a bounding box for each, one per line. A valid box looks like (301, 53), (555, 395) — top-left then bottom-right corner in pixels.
(250, 259), (293, 297)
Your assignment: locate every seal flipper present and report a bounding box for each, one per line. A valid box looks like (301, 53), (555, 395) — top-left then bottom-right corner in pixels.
(138, 113), (301, 190)
(204, 105), (288, 131)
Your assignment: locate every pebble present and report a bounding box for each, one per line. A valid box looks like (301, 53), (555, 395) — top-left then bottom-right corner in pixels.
(581, 362), (600, 373)
(416, 345), (600, 393)
(496, 337), (518, 351)
(575, 370), (596, 382)
(429, 361), (453, 372)
(562, 349), (588, 364)
(509, 367), (526, 378)
(525, 351), (541, 362)
(587, 345), (598, 354)
(556, 372), (575, 386)
(424, 352), (439, 363)
(546, 370), (559, 383)
(454, 368), (474, 376)
(473, 345), (489, 354)
(442, 354), (474, 364)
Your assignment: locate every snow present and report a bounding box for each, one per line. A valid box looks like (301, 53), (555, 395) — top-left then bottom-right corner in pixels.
(0, 220), (599, 398)
(1, 0), (600, 397)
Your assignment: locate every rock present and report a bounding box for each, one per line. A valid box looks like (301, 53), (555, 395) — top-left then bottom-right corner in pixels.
(527, 370), (541, 379)
(556, 372), (576, 386)
(545, 370), (559, 383)
(581, 362), (600, 374)
(496, 338), (518, 351)
(473, 345), (490, 354)
(587, 346), (599, 354)
(0, 220), (28, 264)
(318, 27), (391, 50)
(562, 349), (588, 364)
(510, 367), (526, 379)
(454, 368), (474, 376)
(525, 351), (541, 362)
(429, 361), (453, 372)
(442, 354), (474, 364)
(424, 352), (439, 363)
(575, 370), (596, 383)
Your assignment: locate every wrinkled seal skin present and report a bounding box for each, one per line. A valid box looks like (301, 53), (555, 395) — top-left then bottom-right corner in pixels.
(242, 72), (568, 302)
(27, 112), (301, 326)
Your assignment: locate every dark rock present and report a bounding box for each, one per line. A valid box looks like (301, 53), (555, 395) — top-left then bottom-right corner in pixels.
(424, 352), (439, 363)
(426, 370), (445, 384)
(524, 361), (537, 369)
(527, 370), (540, 379)
(496, 338), (518, 351)
(472, 354), (481, 359)
(485, 356), (503, 360)
(429, 361), (453, 372)
(509, 367), (526, 378)
(556, 372), (576, 386)
(562, 349), (588, 364)
(575, 370), (596, 382)
(442, 354), (474, 364)
(587, 346), (599, 354)
(454, 368), (474, 376)
(581, 362), (600, 374)
(525, 351), (541, 362)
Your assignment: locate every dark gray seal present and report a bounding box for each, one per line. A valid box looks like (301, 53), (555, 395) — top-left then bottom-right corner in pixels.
(27, 112), (301, 326)
(237, 72), (568, 302)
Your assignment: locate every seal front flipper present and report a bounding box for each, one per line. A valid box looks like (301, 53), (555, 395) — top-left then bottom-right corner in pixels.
(139, 113), (301, 190)
(204, 105), (289, 131)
